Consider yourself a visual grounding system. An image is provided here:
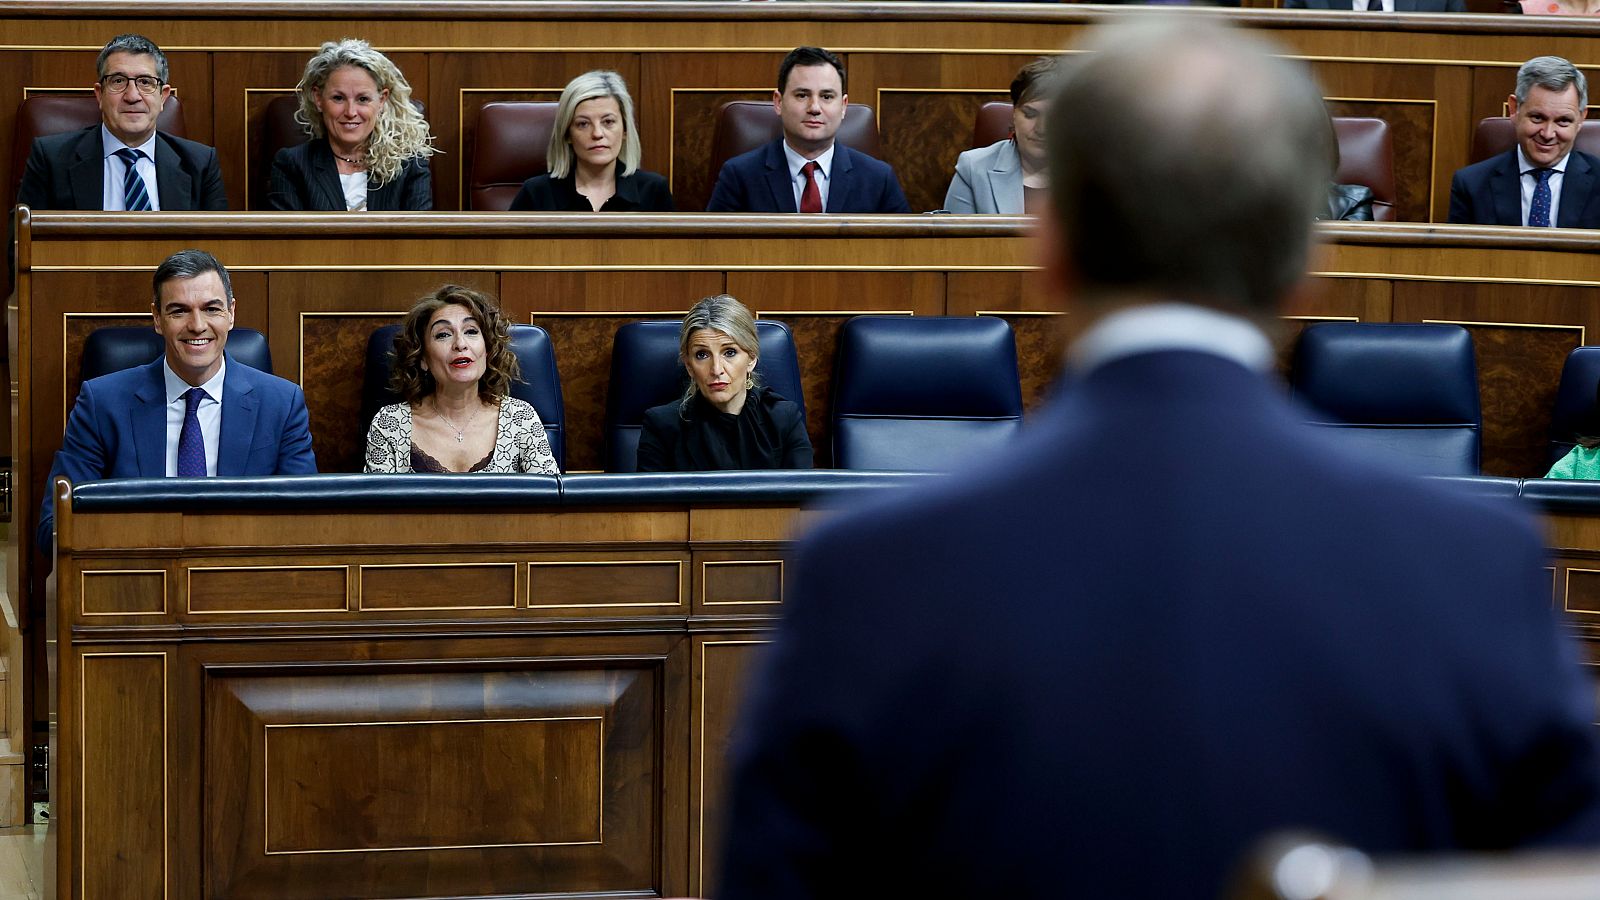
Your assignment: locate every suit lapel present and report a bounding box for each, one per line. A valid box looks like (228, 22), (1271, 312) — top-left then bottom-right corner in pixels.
(132, 360), (168, 477)
(991, 142), (1023, 214)
(153, 133), (192, 211)
(763, 141), (797, 213)
(828, 145), (854, 213)
(68, 127), (104, 209)
(306, 141), (348, 211)
(1558, 152), (1596, 228)
(1492, 150), (1522, 227)
(217, 359), (259, 477)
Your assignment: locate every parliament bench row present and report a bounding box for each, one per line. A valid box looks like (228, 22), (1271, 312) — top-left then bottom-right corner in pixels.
(79, 313), (1600, 480)
(12, 91), (1558, 219)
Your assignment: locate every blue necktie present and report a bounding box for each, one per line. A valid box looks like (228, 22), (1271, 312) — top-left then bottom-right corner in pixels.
(177, 388), (207, 477)
(114, 147), (152, 211)
(1529, 167), (1554, 228)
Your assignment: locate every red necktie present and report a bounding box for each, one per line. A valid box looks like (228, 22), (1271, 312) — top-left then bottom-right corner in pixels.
(800, 161), (822, 213)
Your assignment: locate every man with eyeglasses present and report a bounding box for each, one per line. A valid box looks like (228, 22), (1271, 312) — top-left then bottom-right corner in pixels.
(16, 33), (226, 213)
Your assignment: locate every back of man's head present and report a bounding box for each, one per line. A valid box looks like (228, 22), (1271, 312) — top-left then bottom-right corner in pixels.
(1048, 18), (1331, 317)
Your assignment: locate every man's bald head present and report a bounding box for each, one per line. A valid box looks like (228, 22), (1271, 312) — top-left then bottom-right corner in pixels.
(1048, 18), (1332, 316)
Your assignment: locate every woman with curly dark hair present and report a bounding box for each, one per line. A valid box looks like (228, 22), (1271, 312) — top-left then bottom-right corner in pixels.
(364, 285), (558, 473)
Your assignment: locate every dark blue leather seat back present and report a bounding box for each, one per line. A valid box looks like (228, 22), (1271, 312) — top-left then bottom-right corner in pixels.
(1291, 322), (1480, 476)
(832, 315), (1023, 471)
(81, 326), (272, 381)
(1549, 346), (1600, 466)
(603, 319), (805, 472)
(361, 323), (566, 469)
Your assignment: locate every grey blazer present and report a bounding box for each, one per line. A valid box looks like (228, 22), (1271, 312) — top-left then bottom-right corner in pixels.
(943, 139), (1023, 214)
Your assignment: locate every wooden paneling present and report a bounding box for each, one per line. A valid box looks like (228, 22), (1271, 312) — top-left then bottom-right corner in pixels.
(641, 52), (786, 213)
(527, 558), (685, 609)
(698, 556), (783, 610)
(189, 566), (348, 614)
(81, 569), (165, 616)
(691, 636), (767, 898)
(361, 562), (517, 610)
(80, 652), (166, 899)
(1565, 566), (1600, 617)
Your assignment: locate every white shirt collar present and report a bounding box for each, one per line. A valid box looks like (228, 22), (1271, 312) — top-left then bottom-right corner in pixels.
(1067, 302), (1274, 375)
(163, 355), (227, 405)
(782, 140), (835, 181)
(1516, 144), (1570, 175)
(102, 124), (158, 160)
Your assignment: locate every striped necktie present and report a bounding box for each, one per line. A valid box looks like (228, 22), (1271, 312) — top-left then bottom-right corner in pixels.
(114, 147), (153, 211)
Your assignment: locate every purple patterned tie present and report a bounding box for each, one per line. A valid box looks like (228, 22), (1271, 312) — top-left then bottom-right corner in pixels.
(177, 387), (207, 477)
(1529, 168), (1554, 228)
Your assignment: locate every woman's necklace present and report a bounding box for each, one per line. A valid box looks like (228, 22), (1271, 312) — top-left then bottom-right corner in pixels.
(332, 149), (365, 167)
(434, 402), (478, 443)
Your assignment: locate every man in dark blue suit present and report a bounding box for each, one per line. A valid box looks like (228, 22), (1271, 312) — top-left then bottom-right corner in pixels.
(706, 46), (910, 214)
(717, 19), (1600, 900)
(38, 250), (317, 553)
(1449, 56), (1600, 228)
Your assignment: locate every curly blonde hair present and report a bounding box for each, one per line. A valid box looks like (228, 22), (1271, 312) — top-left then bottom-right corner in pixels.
(390, 285), (521, 405)
(294, 38), (436, 186)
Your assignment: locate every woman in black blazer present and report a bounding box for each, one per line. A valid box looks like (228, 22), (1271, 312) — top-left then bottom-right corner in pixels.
(509, 70), (674, 212)
(269, 39), (435, 211)
(637, 295), (811, 472)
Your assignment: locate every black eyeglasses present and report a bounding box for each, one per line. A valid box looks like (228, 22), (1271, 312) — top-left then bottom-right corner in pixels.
(100, 74), (164, 95)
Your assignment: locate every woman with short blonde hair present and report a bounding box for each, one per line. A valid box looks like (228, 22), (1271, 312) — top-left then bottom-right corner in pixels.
(509, 69), (674, 212)
(269, 38), (436, 211)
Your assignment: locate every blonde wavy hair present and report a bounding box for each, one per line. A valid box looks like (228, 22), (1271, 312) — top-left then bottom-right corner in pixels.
(294, 38), (436, 186)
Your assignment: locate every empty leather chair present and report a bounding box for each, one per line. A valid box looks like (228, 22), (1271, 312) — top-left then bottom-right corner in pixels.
(360, 323), (566, 469)
(1332, 116), (1397, 222)
(603, 319), (805, 472)
(832, 316), (1022, 471)
(1470, 116), (1600, 164)
(11, 94), (187, 199)
(1548, 346), (1600, 466)
(709, 100), (883, 183)
(80, 326), (271, 383)
(469, 101), (560, 211)
(972, 100), (1013, 149)
(1291, 322), (1480, 476)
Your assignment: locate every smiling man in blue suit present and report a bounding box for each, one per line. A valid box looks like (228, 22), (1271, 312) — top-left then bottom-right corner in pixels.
(717, 18), (1600, 900)
(706, 46), (910, 214)
(38, 250), (317, 554)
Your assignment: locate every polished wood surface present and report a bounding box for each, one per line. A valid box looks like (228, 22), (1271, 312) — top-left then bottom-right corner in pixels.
(51, 493), (788, 899)
(4, 2), (1600, 221)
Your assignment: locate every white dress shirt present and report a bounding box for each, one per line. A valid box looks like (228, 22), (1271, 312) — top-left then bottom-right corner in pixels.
(1067, 302), (1274, 376)
(782, 140), (835, 212)
(1517, 144), (1568, 227)
(1354, 0), (1393, 9)
(100, 126), (161, 211)
(163, 357), (226, 476)
(338, 171), (369, 212)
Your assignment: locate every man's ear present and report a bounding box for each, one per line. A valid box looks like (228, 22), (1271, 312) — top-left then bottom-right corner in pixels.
(1507, 93), (1520, 118)
(840, 93), (849, 111)
(772, 89), (782, 115)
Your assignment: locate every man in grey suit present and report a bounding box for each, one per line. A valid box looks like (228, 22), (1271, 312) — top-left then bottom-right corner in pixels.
(1283, 0), (1464, 10)
(944, 57), (1057, 214)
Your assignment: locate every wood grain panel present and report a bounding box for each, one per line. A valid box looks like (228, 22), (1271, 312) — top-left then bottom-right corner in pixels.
(729, 271), (944, 467)
(947, 272), (1065, 410)
(205, 662), (662, 898)
(81, 653), (166, 899)
(640, 52), (785, 212)
(265, 716), (602, 851)
(206, 52), (312, 211)
(692, 638), (766, 898)
(528, 560), (683, 608)
(81, 569), (165, 616)
(699, 559), (782, 608)
(1393, 280), (1595, 477)
(517, 270), (724, 472)
(189, 566), (347, 614)
(360, 563), (517, 610)
(428, 52), (640, 210)
(878, 90), (1009, 214)
(1566, 567), (1600, 617)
